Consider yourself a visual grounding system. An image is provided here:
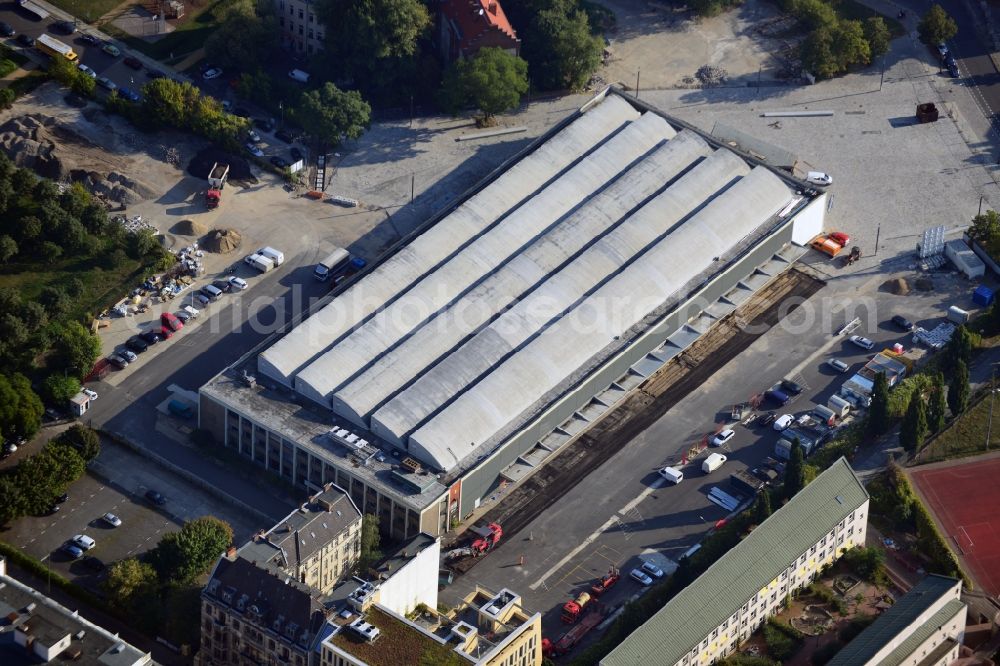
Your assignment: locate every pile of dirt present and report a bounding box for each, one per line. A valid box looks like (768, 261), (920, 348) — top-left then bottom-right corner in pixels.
(204, 228), (242, 254)
(188, 146), (255, 182)
(696, 65), (729, 85)
(0, 114), (156, 203)
(881, 278), (910, 295)
(915, 278), (934, 292)
(174, 219), (207, 237)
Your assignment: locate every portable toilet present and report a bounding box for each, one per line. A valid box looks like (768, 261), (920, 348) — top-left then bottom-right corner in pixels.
(973, 285), (995, 307)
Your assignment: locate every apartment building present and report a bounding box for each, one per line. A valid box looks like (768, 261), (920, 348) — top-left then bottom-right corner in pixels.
(602, 457), (870, 666)
(319, 585), (541, 666)
(0, 557), (152, 665)
(828, 575), (966, 666)
(275, 0), (325, 55)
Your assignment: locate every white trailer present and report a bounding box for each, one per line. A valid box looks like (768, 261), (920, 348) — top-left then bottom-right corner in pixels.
(257, 246), (284, 266)
(244, 253), (274, 273)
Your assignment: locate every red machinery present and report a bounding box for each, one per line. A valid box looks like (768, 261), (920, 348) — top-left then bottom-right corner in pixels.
(442, 523), (503, 563)
(590, 567), (620, 597)
(205, 162), (229, 209)
(561, 592), (593, 624)
(543, 609), (605, 658)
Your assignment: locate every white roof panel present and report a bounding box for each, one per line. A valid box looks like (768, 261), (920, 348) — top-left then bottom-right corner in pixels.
(257, 94), (641, 386)
(404, 167), (793, 470)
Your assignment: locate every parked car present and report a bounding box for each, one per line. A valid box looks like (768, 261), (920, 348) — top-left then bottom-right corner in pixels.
(16, 34), (35, 47)
(72, 534), (96, 550)
(63, 543), (84, 559)
(947, 61), (960, 78)
(936, 42), (949, 59)
(194, 292), (211, 306)
(107, 353), (128, 369)
(126, 335), (149, 352)
(117, 87), (141, 102)
(97, 77), (117, 91)
(849, 335), (875, 350)
(629, 568), (653, 586)
(891, 315), (914, 331)
(270, 156), (289, 168)
(765, 389), (791, 406)
(212, 279), (233, 293)
(145, 489), (166, 505)
(120, 349), (137, 363)
(79, 33), (100, 46)
(826, 358), (849, 373)
(245, 142), (264, 157)
(56, 493), (68, 503)
(77, 63), (96, 78)
(229, 276), (248, 291)
(0, 22), (15, 37)
(247, 129), (262, 143)
(123, 55), (142, 69)
(758, 412), (778, 428)
(806, 171), (833, 186)
(54, 20), (76, 35)
(82, 387), (98, 400)
(711, 429), (735, 447)
(275, 129), (294, 143)
(773, 414), (794, 431)
(158, 326), (173, 339)
(161, 311), (184, 332)
(101, 43), (120, 57)
(139, 329), (160, 345)
(202, 67), (223, 80)
(780, 379), (804, 395)
(640, 561), (664, 578)
(101, 512), (122, 527)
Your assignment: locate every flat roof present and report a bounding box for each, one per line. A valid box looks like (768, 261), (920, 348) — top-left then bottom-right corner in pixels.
(328, 607), (459, 666)
(602, 458), (869, 666)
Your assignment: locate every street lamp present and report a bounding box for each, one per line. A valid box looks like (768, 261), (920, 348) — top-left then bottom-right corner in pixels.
(279, 101), (284, 129)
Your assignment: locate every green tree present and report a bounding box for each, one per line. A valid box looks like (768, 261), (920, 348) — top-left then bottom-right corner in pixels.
(356, 513), (382, 574)
(522, 1), (603, 91)
(899, 391), (927, 452)
(0, 475), (26, 526)
(16, 442), (85, 514)
(783, 441), (805, 500)
(236, 68), (275, 106)
(754, 489), (773, 523)
(0, 372), (44, 440)
(150, 516), (234, 583)
(104, 558), (160, 614)
(867, 372), (890, 436)
(841, 546), (887, 586)
(141, 79), (202, 130)
(57, 424), (101, 461)
(918, 4), (958, 46)
(51, 321), (100, 379)
(441, 48), (528, 123)
(943, 325), (973, 374)
(927, 373), (947, 433)
(294, 83), (371, 146)
(205, 12), (277, 72)
(948, 360), (969, 415)
(800, 26), (839, 79)
(0, 87), (14, 110)
(863, 17), (891, 59)
(42, 374), (81, 404)
(318, 0), (430, 63)
(794, 0), (838, 30)
(71, 70), (95, 98)
(831, 20), (871, 68)
(0, 234), (16, 262)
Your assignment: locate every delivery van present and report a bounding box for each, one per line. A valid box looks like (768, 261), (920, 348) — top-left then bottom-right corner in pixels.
(658, 466), (684, 484)
(702, 453), (727, 474)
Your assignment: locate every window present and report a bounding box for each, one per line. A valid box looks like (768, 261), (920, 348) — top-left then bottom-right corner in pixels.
(308, 13), (314, 22)
(298, 26), (303, 35)
(308, 29), (314, 38)
(279, 17), (284, 27)
(299, 9), (304, 18)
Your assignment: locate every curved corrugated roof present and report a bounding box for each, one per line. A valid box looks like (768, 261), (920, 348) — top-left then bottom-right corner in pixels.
(334, 130), (712, 425)
(295, 112), (677, 409)
(257, 94), (641, 386)
(401, 166), (792, 470)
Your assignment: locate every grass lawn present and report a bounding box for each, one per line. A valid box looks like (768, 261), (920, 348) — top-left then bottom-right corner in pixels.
(918, 392), (993, 463)
(0, 58), (18, 78)
(44, 0), (128, 23)
(109, 0), (229, 62)
(837, 0), (906, 37)
(0, 254), (159, 322)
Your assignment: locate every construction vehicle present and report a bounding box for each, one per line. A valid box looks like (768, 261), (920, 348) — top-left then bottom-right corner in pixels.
(730, 402), (751, 422)
(205, 162), (230, 209)
(441, 522), (503, 569)
(845, 245), (862, 266)
(543, 609), (605, 658)
(590, 568), (620, 597)
(810, 235), (843, 258)
(561, 591), (593, 624)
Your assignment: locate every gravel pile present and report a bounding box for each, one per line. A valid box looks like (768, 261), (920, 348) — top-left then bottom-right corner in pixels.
(188, 147), (255, 182)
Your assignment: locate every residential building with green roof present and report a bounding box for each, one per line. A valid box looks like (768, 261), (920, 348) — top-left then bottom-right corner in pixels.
(601, 457), (869, 666)
(827, 574), (964, 666)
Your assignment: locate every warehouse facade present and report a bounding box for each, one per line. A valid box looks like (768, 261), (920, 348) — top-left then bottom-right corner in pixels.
(601, 458), (870, 666)
(199, 89), (828, 540)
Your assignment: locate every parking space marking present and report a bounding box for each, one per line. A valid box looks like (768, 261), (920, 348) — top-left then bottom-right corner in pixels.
(530, 514), (618, 591)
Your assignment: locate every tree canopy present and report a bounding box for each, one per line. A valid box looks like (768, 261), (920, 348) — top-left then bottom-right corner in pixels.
(521, 0), (603, 91)
(441, 48), (529, 121)
(294, 83), (371, 146)
(899, 391), (927, 453)
(918, 4), (958, 46)
(0, 372), (43, 441)
(150, 516), (234, 584)
(867, 372), (890, 437)
(783, 441), (805, 500)
(948, 360), (969, 416)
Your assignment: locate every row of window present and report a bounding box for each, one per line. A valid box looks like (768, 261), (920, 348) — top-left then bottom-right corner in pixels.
(277, 18), (324, 42)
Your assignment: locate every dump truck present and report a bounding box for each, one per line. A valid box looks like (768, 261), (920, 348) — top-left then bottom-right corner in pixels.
(441, 523), (502, 574)
(589, 568), (620, 597)
(543, 609), (604, 658)
(205, 162), (230, 209)
(562, 591), (593, 624)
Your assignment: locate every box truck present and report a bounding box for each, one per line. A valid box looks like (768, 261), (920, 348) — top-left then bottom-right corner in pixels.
(245, 253), (274, 273)
(257, 247), (284, 266)
(314, 247), (350, 281)
(702, 453), (727, 474)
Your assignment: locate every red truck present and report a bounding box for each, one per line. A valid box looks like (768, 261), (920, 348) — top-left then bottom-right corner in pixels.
(590, 568), (620, 597)
(205, 162), (229, 209)
(441, 523), (503, 574)
(544, 609), (605, 658)
(561, 591), (593, 624)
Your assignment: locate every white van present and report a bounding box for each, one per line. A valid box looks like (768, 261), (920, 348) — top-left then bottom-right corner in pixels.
(658, 466), (683, 485)
(288, 69), (310, 83)
(702, 453), (727, 474)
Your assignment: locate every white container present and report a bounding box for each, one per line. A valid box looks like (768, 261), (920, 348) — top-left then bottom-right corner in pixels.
(946, 305), (970, 324)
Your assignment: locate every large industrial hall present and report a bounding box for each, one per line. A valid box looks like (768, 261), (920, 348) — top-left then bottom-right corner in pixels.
(199, 89), (828, 540)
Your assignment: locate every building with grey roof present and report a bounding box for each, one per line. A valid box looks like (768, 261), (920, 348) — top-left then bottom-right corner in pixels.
(601, 458), (869, 666)
(0, 557), (151, 666)
(199, 87), (830, 540)
(827, 575), (965, 666)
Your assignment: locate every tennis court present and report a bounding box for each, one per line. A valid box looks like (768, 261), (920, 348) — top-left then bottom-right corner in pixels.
(909, 455), (1000, 596)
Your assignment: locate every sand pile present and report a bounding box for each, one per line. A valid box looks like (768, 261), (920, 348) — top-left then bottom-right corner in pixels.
(176, 219), (207, 236)
(204, 228), (242, 254)
(881, 278), (910, 295)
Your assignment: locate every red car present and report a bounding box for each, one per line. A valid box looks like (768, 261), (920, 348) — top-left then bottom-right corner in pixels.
(160, 312), (183, 332)
(159, 326), (174, 339)
(828, 231), (850, 247)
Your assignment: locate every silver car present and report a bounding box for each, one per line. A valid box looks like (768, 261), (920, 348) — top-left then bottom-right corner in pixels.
(826, 358), (849, 373)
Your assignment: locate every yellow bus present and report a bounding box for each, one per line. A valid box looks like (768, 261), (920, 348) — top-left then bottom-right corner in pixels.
(36, 33), (78, 62)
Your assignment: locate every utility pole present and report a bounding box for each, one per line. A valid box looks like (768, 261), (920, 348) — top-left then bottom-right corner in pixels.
(988, 366), (997, 451)
(979, 194), (984, 217)
(410, 174), (415, 203)
(873, 224), (881, 257)
(635, 69), (640, 100)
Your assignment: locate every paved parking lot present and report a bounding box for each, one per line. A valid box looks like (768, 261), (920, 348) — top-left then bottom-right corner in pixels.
(2, 436), (263, 591)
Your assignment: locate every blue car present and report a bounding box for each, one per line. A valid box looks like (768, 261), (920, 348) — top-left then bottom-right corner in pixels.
(117, 86), (141, 102)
